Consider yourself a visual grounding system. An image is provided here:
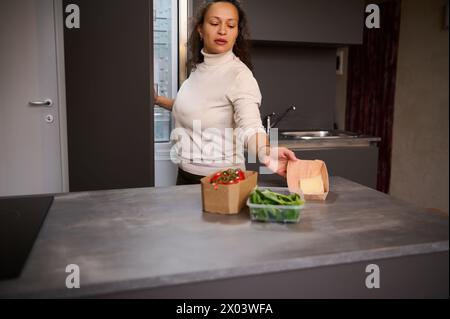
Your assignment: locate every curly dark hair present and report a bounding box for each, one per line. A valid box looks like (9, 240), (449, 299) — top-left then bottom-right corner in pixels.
(188, 0), (253, 72)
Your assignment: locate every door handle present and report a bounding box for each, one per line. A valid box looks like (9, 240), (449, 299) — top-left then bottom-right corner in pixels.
(29, 99), (53, 107)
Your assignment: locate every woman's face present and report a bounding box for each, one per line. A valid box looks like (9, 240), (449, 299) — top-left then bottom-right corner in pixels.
(198, 2), (239, 54)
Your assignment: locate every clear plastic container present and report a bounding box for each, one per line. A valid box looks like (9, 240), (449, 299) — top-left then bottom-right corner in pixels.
(246, 187), (305, 223)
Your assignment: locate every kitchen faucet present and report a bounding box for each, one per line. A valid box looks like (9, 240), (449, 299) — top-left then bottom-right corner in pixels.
(263, 112), (276, 135)
(263, 106), (296, 135)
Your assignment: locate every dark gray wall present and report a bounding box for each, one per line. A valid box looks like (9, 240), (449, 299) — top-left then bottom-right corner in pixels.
(252, 45), (337, 131)
(63, 0), (154, 191)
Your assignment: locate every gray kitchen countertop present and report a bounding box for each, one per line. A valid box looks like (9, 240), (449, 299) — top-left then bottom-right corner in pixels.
(0, 177), (448, 298)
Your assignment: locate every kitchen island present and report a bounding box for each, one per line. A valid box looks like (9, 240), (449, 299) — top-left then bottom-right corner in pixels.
(0, 177), (448, 298)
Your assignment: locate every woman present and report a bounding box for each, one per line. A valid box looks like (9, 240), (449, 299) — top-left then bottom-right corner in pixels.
(154, 0), (297, 185)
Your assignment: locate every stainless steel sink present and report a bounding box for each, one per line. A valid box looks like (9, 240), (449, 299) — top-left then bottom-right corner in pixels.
(280, 130), (360, 140)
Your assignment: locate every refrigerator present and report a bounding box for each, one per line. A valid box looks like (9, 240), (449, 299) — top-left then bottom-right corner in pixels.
(153, 0), (190, 186)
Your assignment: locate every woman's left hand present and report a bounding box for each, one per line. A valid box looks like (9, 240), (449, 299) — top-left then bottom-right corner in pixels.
(262, 147), (298, 177)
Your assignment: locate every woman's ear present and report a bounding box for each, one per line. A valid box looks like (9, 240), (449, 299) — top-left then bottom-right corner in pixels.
(197, 26), (203, 40)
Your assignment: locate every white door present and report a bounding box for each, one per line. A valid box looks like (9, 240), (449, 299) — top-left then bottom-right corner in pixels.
(0, 0), (65, 197)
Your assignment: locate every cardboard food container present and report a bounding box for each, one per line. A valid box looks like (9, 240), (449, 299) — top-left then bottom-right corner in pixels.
(287, 160), (329, 201)
(201, 170), (258, 214)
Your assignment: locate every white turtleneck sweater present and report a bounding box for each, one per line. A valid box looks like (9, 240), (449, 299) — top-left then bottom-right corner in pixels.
(172, 49), (265, 176)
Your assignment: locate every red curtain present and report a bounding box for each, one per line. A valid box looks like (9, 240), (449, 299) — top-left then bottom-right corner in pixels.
(346, 0), (402, 193)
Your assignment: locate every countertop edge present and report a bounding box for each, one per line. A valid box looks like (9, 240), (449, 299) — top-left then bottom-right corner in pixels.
(4, 240), (448, 299)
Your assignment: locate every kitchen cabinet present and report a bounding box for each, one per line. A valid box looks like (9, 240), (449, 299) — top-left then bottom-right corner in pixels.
(244, 0), (365, 45)
(247, 146), (379, 190)
(294, 147), (379, 189)
(63, 0), (155, 191)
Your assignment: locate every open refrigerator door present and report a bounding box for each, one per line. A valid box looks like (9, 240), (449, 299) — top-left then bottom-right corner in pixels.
(153, 0), (177, 143)
(153, 0), (190, 186)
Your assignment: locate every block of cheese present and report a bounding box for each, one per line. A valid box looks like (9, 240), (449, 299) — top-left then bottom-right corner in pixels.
(299, 175), (324, 195)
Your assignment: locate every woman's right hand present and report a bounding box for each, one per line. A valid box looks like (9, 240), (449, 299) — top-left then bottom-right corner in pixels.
(153, 87), (160, 106)
(261, 146), (298, 178)
(152, 91), (175, 111)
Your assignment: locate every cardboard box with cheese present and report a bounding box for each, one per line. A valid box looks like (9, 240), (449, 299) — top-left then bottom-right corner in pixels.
(287, 160), (329, 201)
